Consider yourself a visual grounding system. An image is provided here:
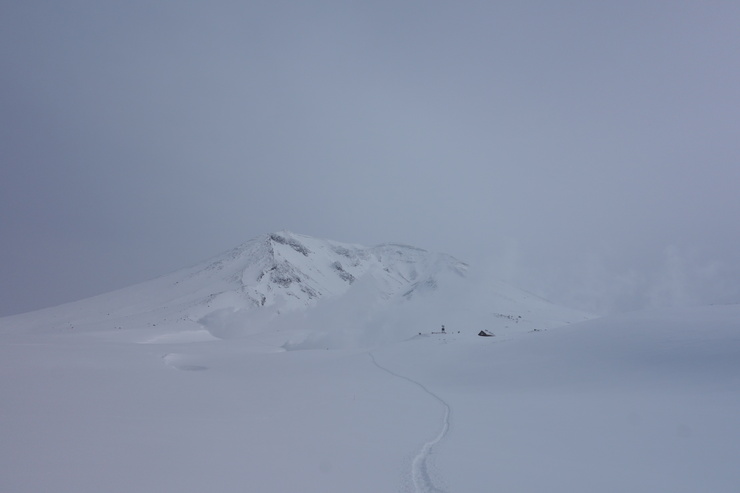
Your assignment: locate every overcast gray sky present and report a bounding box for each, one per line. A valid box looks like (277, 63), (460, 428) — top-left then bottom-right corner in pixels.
(2, 1), (739, 316)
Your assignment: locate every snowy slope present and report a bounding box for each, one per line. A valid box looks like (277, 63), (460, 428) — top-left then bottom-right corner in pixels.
(4, 233), (736, 492)
(0, 231), (589, 348)
(1, 300), (739, 492)
(372, 304), (740, 492)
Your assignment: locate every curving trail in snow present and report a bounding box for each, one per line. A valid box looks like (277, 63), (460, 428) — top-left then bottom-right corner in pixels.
(369, 352), (451, 493)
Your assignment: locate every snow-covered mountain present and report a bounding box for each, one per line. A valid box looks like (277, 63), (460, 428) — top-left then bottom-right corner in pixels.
(0, 231), (589, 348)
(193, 230), (469, 310)
(1, 232), (739, 492)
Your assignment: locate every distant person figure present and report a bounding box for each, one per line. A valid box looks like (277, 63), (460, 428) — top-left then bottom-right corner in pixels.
(441, 325), (445, 333)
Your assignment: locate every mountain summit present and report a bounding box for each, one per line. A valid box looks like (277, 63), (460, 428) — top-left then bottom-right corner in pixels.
(198, 231), (469, 311)
(1, 231), (589, 348)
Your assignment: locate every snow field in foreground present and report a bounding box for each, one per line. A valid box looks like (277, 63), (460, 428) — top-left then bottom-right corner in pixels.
(1, 304), (739, 492)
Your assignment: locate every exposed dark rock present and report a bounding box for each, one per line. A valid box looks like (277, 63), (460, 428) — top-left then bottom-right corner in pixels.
(331, 261), (355, 283)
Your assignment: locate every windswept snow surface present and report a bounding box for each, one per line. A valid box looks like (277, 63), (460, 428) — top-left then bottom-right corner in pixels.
(372, 304), (740, 492)
(2, 306), (739, 492)
(1, 233), (739, 492)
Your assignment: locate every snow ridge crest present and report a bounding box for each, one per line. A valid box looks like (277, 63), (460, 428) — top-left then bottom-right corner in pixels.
(219, 231), (468, 312)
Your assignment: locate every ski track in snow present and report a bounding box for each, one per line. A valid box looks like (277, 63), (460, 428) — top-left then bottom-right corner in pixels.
(369, 352), (450, 493)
